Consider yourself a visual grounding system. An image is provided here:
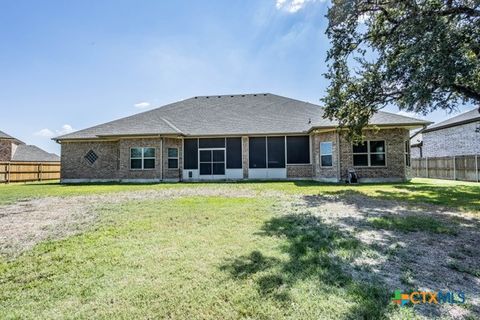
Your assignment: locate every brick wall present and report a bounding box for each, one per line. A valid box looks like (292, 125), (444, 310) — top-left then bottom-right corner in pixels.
(339, 128), (409, 181)
(162, 138), (182, 180)
(311, 131), (338, 180)
(242, 136), (249, 179)
(118, 138), (162, 180)
(286, 164), (313, 178)
(0, 140), (12, 161)
(423, 122), (480, 157)
(61, 141), (119, 180)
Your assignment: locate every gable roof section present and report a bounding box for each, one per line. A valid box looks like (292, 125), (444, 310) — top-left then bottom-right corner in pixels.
(11, 145), (60, 162)
(55, 93), (429, 140)
(0, 130), (15, 139)
(423, 107), (480, 133)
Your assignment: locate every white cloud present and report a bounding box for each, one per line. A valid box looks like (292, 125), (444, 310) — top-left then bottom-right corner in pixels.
(34, 128), (55, 138)
(134, 101), (152, 109)
(275, 0), (323, 13)
(34, 124), (75, 138)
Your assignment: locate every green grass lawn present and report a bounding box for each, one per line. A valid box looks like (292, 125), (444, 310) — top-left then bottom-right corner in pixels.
(0, 179), (478, 319)
(1, 178), (479, 211)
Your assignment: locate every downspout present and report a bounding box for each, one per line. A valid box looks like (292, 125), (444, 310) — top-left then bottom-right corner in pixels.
(160, 137), (163, 181)
(336, 131), (341, 182)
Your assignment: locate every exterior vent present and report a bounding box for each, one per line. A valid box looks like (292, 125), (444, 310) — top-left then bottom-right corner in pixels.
(85, 150), (98, 165)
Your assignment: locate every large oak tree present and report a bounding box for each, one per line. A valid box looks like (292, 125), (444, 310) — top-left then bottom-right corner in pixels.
(322, 0), (480, 140)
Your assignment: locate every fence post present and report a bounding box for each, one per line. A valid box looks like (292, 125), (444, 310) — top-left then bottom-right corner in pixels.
(425, 157), (428, 178)
(39, 163), (43, 181)
(453, 156), (456, 181)
(476, 155), (479, 183)
(6, 162), (10, 183)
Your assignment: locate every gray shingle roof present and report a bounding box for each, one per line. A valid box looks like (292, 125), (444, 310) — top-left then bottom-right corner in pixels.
(0, 130), (15, 139)
(11, 145), (60, 162)
(55, 93), (429, 140)
(423, 107), (480, 133)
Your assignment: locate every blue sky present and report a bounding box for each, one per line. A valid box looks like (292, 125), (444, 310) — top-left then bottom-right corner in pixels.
(0, 0), (473, 154)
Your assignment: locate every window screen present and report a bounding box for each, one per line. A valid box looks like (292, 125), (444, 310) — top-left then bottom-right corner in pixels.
(184, 139), (198, 169)
(249, 137), (266, 168)
(352, 141), (386, 166)
(286, 136), (310, 164)
(199, 138), (225, 148)
(267, 137), (285, 168)
(226, 138), (242, 169)
(167, 148), (178, 169)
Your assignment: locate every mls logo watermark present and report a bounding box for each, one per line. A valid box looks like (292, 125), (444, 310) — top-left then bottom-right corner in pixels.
(392, 290), (466, 306)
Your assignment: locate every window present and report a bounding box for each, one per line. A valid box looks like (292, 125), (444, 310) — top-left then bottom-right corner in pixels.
(168, 148), (178, 169)
(184, 139), (198, 169)
(249, 137), (286, 169)
(405, 141), (411, 167)
(267, 136), (285, 168)
(226, 138), (242, 169)
(131, 147), (155, 170)
(249, 137), (266, 168)
(286, 136), (310, 164)
(352, 141), (386, 167)
(84, 150), (98, 165)
(320, 142), (333, 167)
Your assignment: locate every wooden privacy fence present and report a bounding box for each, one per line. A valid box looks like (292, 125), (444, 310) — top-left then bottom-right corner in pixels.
(411, 155), (480, 182)
(0, 162), (60, 183)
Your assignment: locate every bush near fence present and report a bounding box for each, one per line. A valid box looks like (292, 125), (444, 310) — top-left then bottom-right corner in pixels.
(0, 162), (60, 183)
(411, 155), (480, 182)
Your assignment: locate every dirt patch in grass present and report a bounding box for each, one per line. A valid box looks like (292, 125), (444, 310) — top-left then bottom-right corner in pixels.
(0, 186), (261, 258)
(286, 192), (480, 319)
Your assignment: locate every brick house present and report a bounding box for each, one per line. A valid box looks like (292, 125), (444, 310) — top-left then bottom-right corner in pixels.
(411, 108), (480, 158)
(54, 94), (427, 183)
(0, 130), (60, 162)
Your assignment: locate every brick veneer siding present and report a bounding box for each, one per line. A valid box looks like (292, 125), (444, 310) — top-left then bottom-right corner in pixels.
(242, 136), (249, 179)
(0, 140), (12, 161)
(61, 141), (120, 180)
(118, 138), (162, 180)
(338, 128), (409, 182)
(162, 138), (182, 180)
(311, 131), (339, 181)
(286, 164), (313, 178)
(422, 121), (480, 157)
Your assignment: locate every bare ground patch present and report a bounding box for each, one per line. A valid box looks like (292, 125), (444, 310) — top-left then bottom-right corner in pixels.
(0, 186), (261, 258)
(285, 192), (480, 319)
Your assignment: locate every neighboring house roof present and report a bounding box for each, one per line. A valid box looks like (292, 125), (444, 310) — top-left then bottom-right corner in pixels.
(0, 130), (15, 139)
(11, 145), (60, 162)
(423, 107), (480, 133)
(54, 93), (429, 140)
(0, 130), (24, 144)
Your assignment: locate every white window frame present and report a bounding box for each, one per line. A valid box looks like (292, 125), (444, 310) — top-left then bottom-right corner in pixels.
(130, 147), (156, 170)
(320, 141), (333, 167)
(167, 147), (179, 169)
(352, 140), (387, 167)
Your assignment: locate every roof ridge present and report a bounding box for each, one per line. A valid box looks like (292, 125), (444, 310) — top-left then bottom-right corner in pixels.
(160, 117), (183, 134)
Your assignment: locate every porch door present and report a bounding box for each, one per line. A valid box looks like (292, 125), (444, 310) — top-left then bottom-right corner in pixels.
(199, 149), (225, 176)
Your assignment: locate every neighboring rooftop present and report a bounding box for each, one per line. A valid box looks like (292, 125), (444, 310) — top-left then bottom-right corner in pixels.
(11, 145), (60, 162)
(55, 93), (429, 140)
(423, 107), (480, 133)
(1, 130), (59, 162)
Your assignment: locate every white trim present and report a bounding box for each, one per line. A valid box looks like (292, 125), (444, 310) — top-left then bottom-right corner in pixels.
(167, 147), (179, 169)
(320, 141), (333, 167)
(352, 140), (387, 167)
(130, 147), (156, 170)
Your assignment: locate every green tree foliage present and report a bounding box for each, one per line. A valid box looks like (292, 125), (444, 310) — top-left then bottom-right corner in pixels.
(322, 0), (480, 141)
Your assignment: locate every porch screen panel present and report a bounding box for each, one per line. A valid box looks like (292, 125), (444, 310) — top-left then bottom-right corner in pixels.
(199, 138), (225, 148)
(286, 136), (310, 164)
(249, 137), (266, 168)
(267, 137), (285, 168)
(226, 138), (242, 169)
(184, 139), (198, 169)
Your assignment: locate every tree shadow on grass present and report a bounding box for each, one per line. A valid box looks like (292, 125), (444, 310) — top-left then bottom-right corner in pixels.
(220, 213), (390, 318)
